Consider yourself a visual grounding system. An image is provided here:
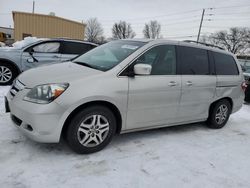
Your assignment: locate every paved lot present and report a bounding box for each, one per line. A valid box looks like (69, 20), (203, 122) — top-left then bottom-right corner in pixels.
(0, 86), (250, 188)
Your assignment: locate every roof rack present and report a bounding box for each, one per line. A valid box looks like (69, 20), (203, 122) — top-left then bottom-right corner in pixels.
(183, 40), (225, 50)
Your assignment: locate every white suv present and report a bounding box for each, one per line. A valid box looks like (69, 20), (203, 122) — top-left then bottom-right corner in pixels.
(5, 39), (245, 154)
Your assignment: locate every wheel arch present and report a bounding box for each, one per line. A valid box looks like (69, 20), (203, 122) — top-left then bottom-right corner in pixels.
(61, 100), (123, 140)
(0, 58), (21, 73)
(209, 97), (233, 115)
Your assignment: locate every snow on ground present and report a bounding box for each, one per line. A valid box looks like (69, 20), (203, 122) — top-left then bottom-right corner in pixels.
(0, 86), (250, 188)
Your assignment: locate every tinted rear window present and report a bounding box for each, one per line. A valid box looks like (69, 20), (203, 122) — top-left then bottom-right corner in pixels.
(179, 46), (209, 75)
(213, 52), (239, 75)
(62, 41), (96, 55)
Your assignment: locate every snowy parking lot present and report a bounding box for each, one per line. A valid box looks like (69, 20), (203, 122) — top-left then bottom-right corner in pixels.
(0, 86), (250, 188)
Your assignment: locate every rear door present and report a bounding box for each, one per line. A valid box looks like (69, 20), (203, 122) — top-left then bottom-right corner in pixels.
(178, 46), (216, 122)
(213, 52), (243, 106)
(21, 41), (62, 70)
(60, 41), (96, 62)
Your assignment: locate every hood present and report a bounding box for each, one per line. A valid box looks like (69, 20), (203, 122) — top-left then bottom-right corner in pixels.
(0, 47), (22, 52)
(18, 62), (102, 88)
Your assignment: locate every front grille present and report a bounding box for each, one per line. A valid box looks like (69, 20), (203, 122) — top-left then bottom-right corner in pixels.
(11, 114), (22, 126)
(10, 79), (25, 98)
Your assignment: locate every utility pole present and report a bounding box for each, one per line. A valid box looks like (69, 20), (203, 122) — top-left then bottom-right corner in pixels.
(32, 1), (35, 13)
(197, 9), (205, 43)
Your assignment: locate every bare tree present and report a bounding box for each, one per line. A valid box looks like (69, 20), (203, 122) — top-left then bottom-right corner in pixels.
(143, 20), (161, 39)
(112, 21), (136, 39)
(85, 18), (104, 43)
(206, 27), (250, 54)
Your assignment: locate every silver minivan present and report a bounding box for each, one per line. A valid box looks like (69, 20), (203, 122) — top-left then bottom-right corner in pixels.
(5, 39), (245, 154)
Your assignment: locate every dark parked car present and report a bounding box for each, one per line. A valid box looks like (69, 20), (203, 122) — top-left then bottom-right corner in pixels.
(242, 69), (250, 102)
(245, 87), (250, 102)
(0, 37), (98, 85)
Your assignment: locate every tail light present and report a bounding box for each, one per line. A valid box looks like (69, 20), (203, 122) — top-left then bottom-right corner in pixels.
(241, 81), (247, 92)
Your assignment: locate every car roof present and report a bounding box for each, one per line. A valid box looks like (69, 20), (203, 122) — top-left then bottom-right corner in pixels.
(121, 38), (154, 43)
(121, 38), (232, 56)
(41, 38), (98, 46)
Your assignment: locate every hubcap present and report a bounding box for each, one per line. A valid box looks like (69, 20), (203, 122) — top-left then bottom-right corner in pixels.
(77, 115), (110, 147)
(215, 104), (228, 124)
(0, 66), (12, 83)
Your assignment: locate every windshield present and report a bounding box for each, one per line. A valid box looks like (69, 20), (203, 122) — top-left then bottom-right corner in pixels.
(72, 40), (146, 71)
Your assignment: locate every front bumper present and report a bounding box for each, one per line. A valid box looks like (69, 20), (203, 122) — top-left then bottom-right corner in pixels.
(6, 89), (66, 143)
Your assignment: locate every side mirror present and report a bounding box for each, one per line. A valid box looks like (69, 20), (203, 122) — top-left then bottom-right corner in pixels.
(27, 58), (35, 63)
(134, 64), (152, 75)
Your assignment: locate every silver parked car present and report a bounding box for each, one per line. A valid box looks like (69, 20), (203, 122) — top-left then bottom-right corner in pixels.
(0, 37), (97, 85)
(5, 39), (244, 154)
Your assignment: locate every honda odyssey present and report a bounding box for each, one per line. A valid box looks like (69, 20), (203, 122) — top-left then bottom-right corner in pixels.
(5, 39), (245, 154)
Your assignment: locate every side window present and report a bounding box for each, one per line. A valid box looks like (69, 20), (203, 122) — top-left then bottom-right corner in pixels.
(33, 42), (60, 53)
(179, 46), (209, 75)
(62, 42), (95, 55)
(135, 45), (176, 75)
(213, 52), (239, 75)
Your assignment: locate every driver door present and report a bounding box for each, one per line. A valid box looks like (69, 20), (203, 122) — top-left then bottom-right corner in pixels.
(21, 41), (62, 71)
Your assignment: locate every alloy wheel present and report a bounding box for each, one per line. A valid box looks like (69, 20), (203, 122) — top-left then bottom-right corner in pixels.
(215, 104), (228, 125)
(0, 66), (12, 83)
(77, 114), (110, 147)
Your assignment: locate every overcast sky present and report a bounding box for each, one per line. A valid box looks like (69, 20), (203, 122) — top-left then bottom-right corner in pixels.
(1, 0), (250, 40)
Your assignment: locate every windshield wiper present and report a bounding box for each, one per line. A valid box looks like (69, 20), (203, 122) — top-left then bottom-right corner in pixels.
(73, 61), (96, 69)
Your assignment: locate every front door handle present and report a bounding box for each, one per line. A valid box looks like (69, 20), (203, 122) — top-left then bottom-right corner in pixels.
(168, 81), (177, 87)
(186, 81), (193, 86)
(53, 55), (60, 58)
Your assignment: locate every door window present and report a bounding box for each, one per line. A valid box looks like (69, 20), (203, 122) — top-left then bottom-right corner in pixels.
(62, 41), (96, 55)
(33, 42), (60, 53)
(134, 45), (176, 75)
(179, 46), (209, 75)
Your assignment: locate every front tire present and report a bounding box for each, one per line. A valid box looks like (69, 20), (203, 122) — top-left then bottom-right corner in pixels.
(66, 105), (116, 154)
(0, 62), (18, 85)
(207, 99), (232, 129)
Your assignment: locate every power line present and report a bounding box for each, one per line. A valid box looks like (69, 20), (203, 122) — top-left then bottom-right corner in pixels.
(211, 4), (250, 9)
(100, 9), (202, 22)
(214, 12), (250, 15)
(165, 35), (198, 39)
(102, 19), (201, 29)
(130, 19), (201, 27)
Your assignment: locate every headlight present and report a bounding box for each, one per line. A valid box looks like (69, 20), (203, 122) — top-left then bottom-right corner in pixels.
(24, 83), (69, 104)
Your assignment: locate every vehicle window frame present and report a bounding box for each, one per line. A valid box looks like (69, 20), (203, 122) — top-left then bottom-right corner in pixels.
(119, 44), (179, 77)
(177, 45), (211, 76)
(212, 51), (239, 75)
(60, 41), (96, 55)
(24, 40), (62, 54)
(208, 50), (216, 75)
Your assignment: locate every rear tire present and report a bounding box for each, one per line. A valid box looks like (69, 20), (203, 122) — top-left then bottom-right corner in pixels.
(66, 105), (116, 154)
(207, 99), (231, 129)
(0, 62), (18, 85)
